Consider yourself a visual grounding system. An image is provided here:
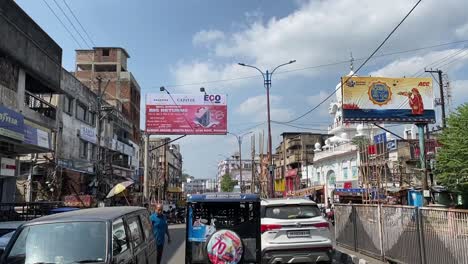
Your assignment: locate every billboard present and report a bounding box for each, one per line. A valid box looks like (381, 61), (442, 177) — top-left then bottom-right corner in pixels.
(342, 77), (435, 123)
(146, 94), (227, 135)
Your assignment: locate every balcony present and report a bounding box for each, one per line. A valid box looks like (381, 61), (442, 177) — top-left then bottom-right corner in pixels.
(286, 138), (301, 149)
(313, 142), (357, 162)
(24, 91), (56, 120)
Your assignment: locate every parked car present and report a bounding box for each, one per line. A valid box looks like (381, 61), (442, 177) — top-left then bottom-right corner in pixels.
(0, 207), (156, 264)
(261, 198), (334, 264)
(0, 222), (24, 253)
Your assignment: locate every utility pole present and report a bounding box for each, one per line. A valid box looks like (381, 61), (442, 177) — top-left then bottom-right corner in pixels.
(425, 69), (446, 128)
(95, 76), (102, 199)
(143, 133), (149, 201)
(251, 134), (255, 194)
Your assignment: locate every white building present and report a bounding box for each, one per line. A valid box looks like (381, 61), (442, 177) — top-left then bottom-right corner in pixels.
(217, 153), (255, 192)
(310, 67), (380, 205)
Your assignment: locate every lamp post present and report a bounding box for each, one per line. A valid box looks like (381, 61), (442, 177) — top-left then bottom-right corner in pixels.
(238, 60), (296, 197)
(228, 131), (253, 193)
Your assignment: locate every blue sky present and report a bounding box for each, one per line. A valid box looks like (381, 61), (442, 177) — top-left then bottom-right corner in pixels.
(16, 0), (468, 179)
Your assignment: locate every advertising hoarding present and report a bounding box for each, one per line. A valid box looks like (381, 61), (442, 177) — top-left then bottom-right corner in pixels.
(342, 77), (435, 123)
(146, 94), (227, 135)
(0, 106), (24, 141)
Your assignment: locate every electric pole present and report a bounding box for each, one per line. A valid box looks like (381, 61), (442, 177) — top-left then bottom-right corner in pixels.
(425, 69), (446, 128)
(95, 76), (102, 199)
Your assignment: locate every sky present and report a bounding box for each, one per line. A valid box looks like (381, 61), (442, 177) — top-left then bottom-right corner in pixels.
(16, 0), (468, 179)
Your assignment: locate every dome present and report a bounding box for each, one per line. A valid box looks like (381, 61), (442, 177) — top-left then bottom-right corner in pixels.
(356, 124), (364, 136)
(340, 132), (348, 140)
(335, 70), (356, 102)
(314, 142), (322, 151)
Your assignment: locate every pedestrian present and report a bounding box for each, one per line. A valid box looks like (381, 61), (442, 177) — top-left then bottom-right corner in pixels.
(150, 204), (171, 264)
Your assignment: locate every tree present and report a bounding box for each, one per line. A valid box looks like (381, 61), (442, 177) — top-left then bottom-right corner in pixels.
(436, 103), (468, 194)
(220, 173), (237, 192)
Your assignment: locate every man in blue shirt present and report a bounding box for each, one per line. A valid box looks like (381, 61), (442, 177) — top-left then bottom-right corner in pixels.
(150, 204), (171, 264)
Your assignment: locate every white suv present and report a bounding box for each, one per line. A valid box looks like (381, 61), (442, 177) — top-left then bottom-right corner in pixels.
(261, 198), (333, 264)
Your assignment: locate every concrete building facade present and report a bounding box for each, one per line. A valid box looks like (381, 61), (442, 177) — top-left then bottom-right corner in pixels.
(0, 1), (62, 203)
(74, 47), (141, 143)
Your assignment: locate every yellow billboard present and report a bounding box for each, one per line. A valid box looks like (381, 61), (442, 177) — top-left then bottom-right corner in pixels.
(341, 76), (435, 123)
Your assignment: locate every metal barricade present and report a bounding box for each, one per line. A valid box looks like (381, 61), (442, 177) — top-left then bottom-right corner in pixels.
(354, 204), (382, 258)
(335, 204), (356, 250)
(381, 205), (422, 264)
(420, 208), (468, 264)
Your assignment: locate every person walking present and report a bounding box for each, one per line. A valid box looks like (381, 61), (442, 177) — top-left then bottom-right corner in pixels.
(150, 204), (171, 264)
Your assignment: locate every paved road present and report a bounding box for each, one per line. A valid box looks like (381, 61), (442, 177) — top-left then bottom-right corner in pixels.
(159, 223), (377, 264)
(161, 224), (186, 263)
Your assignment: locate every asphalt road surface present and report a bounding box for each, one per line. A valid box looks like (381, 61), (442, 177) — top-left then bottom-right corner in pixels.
(161, 224), (186, 263)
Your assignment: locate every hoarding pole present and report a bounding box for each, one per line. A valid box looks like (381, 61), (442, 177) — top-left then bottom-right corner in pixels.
(417, 124), (428, 201)
(143, 133), (149, 201)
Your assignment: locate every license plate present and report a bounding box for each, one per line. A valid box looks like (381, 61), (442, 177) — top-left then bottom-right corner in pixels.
(287, 230), (310, 238)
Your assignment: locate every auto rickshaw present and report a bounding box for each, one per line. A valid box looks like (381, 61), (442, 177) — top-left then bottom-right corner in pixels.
(185, 193), (261, 264)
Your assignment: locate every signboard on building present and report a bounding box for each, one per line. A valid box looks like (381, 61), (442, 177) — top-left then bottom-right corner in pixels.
(80, 125), (96, 144)
(63, 195), (94, 207)
(145, 94), (227, 135)
(0, 106), (24, 141)
(374, 133), (387, 144)
(342, 77), (435, 123)
(387, 139), (397, 151)
(0, 158), (16, 177)
(24, 124), (50, 149)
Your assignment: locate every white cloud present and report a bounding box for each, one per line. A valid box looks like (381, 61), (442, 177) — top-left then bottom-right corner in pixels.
(449, 80), (468, 110)
(455, 23), (468, 38)
(192, 30), (225, 47)
(306, 91), (333, 117)
(238, 95), (293, 122)
(369, 49), (468, 77)
(172, 0), (468, 89)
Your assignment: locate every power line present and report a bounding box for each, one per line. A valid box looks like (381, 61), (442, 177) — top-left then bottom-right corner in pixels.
(149, 38), (468, 90)
(42, 0), (83, 48)
(52, 0), (91, 48)
(280, 0), (422, 124)
(62, 0), (96, 47)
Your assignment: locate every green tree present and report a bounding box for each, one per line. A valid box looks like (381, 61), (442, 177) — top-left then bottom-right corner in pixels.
(220, 173), (237, 192)
(436, 103), (468, 193)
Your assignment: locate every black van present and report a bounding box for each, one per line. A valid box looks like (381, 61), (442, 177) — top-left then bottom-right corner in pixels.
(0, 206), (156, 264)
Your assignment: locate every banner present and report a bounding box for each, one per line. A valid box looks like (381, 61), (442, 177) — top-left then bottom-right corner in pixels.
(146, 94), (227, 135)
(80, 124), (96, 144)
(0, 106), (24, 141)
(342, 77), (435, 123)
(24, 124), (51, 149)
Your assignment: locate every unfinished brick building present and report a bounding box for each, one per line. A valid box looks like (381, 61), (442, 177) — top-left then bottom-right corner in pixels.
(74, 47), (141, 142)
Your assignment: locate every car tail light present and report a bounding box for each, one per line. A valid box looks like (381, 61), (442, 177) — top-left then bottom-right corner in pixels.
(313, 222), (329, 229)
(261, 224), (282, 233)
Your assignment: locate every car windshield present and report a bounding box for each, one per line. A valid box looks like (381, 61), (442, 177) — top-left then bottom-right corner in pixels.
(5, 222), (107, 264)
(265, 205), (321, 219)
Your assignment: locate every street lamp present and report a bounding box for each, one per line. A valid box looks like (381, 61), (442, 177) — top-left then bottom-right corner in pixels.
(238, 60), (296, 197)
(228, 131), (253, 193)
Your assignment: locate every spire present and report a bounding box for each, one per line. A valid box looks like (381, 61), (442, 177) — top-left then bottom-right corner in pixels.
(350, 52), (354, 71)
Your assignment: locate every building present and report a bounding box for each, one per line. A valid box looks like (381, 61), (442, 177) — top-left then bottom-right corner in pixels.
(0, 1), (62, 202)
(310, 67), (379, 205)
(148, 138), (183, 204)
(217, 153), (255, 193)
(183, 178), (217, 194)
(273, 133), (327, 197)
(74, 47), (141, 143)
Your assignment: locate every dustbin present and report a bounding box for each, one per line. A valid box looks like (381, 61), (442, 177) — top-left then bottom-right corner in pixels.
(185, 193), (261, 264)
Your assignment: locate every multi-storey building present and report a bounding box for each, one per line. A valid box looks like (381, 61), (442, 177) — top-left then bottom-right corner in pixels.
(273, 133), (327, 197)
(74, 47), (141, 143)
(148, 138), (183, 204)
(217, 153), (257, 193)
(0, 1), (62, 203)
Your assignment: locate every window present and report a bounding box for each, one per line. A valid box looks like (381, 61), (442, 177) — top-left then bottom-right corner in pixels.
(264, 205), (321, 219)
(63, 96), (73, 114)
(343, 167), (348, 179)
(112, 218), (129, 255)
(76, 103), (87, 122)
(127, 217), (143, 248)
(139, 213), (152, 241)
(91, 144), (97, 160)
(102, 49), (110, 56)
(352, 166), (358, 179)
(7, 222), (106, 264)
(80, 139), (88, 159)
(88, 112), (96, 126)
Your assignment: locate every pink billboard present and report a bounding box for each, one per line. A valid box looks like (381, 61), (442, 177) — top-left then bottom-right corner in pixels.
(145, 94), (227, 135)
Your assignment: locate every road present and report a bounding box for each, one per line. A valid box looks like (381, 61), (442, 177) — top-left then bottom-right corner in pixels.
(158, 223), (376, 264)
(161, 224), (186, 263)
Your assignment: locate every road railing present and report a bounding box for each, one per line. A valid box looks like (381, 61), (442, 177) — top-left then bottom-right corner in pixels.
(335, 204), (468, 264)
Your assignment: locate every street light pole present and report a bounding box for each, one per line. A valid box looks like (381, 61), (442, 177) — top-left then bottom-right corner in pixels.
(238, 60), (296, 197)
(228, 131), (252, 193)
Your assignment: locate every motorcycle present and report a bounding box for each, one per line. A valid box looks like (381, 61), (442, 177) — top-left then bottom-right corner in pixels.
(175, 208), (185, 224)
